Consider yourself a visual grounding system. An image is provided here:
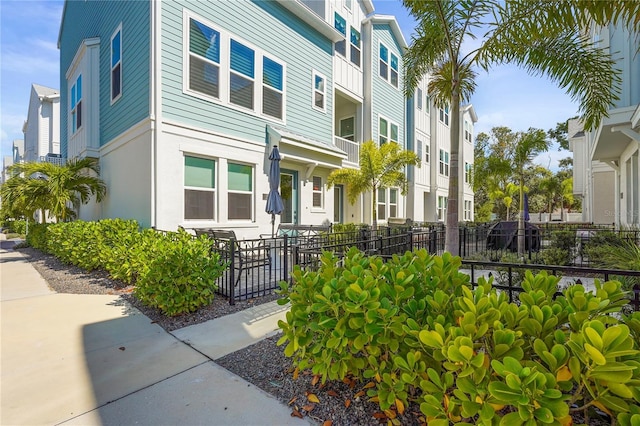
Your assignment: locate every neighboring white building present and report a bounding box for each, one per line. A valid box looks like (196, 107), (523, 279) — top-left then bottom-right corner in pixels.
(23, 84), (62, 165)
(570, 23), (639, 227)
(406, 73), (477, 224)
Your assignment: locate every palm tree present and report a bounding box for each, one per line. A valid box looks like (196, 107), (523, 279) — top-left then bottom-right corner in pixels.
(510, 129), (549, 256)
(327, 141), (419, 230)
(403, 0), (639, 255)
(540, 175), (562, 222)
(1, 158), (106, 222)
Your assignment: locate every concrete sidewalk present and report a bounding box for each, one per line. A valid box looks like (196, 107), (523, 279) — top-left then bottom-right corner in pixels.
(0, 246), (309, 425)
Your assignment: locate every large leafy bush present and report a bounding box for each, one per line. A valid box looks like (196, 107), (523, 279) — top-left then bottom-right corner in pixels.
(30, 219), (224, 316)
(277, 248), (640, 425)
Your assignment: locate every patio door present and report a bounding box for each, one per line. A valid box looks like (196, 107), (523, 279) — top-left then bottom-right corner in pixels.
(334, 184), (344, 223)
(280, 170), (298, 224)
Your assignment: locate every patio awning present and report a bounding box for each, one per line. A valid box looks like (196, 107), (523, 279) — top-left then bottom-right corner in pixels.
(591, 106), (639, 161)
(267, 125), (347, 177)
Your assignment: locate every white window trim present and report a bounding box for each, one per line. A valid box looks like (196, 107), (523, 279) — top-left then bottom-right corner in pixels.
(389, 188), (398, 218)
(439, 149), (450, 177)
(416, 88), (422, 110)
(425, 143), (430, 163)
(311, 70), (326, 113)
(184, 154), (217, 222)
(464, 121), (473, 143)
(182, 10), (287, 124)
(439, 106), (449, 126)
(438, 195), (448, 222)
(464, 162), (471, 184)
(110, 23), (123, 105)
(464, 200), (472, 221)
(349, 25), (361, 68)
(377, 188), (387, 221)
(70, 74), (82, 135)
(378, 114), (399, 146)
(312, 175), (324, 210)
(334, 12), (347, 58)
(227, 161), (255, 222)
(378, 41), (399, 89)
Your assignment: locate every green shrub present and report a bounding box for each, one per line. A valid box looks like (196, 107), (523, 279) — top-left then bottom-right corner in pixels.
(134, 229), (225, 316)
(5, 219), (27, 235)
(541, 247), (572, 266)
(26, 223), (50, 251)
(277, 248), (640, 425)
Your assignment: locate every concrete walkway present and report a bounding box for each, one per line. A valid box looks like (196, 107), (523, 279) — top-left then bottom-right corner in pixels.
(0, 243), (309, 426)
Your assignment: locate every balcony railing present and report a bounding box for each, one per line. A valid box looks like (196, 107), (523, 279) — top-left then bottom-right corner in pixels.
(39, 156), (66, 166)
(334, 136), (359, 165)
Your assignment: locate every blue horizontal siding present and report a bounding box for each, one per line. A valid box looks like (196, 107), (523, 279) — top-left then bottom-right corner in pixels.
(59, 0), (150, 156)
(161, 0), (334, 145)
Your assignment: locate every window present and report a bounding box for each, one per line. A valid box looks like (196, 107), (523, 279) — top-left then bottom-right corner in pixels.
(379, 43), (398, 87)
(417, 88), (422, 110)
(377, 188), (386, 220)
(439, 105), (449, 125)
(389, 189), (397, 218)
(465, 162), (471, 184)
(340, 116), (355, 141)
(312, 71), (326, 111)
(464, 200), (472, 221)
(184, 156), (216, 220)
(185, 14), (285, 121)
(70, 75), (82, 133)
(312, 176), (323, 208)
(345, 0), (352, 10)
(425, 144), (430, 163)
(188, 18), (220, 98)
(230, 40), (255, 110)
(350, 26), (361, 66)
(379, 43), (388, 80)
(417, 140), (422, 163)
(464, 121), (472, 142)
(111, 25), (122, 102)
(379, 117), (398, 145)
(334, 13), (347, 57)
(438, 196), (448, 221)
(263, 57), (283, 119)
(390, 53), (398, 87)
(425, 95), (430, 114)
(439, 149), (449, 176)
(228, 162), (253, 220)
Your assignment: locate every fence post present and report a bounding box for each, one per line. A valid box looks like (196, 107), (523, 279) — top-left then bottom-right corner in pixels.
(430, 228), (437, 254)
(633, 284), (640, 312)
(407, 229), (413, 253)
(229, 238), (236, 306)
(283, 234), (289, 284)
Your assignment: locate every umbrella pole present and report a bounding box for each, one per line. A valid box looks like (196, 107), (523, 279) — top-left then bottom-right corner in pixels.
(271, 213), (275, 238)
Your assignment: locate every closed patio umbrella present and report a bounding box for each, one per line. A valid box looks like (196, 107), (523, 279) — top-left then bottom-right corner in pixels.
(266, 145), (284, 237)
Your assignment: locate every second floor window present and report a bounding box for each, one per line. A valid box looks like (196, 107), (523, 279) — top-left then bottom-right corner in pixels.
(186, 14), (285, 121)
(417, 88), (422, 109)
(464, 121), (472, 142)
(465, 162), (472, 184)
(379, 43), (398, 88)
(439, 105), (449, 125)
(350, 26), (361, 67)
(70, 75), (82, 134)
(111, 26), (122, 102)
(379, 117), (398, 145)
(425, 144), (430, 163)
(313, 71), (326, 111)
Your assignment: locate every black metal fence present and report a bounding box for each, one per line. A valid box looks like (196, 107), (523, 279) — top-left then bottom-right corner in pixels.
(202, 224), (640, 311)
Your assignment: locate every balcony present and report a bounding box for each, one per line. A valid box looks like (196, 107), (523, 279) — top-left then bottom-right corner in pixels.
(39, 155), (66, 166)
(334, 136), (359, 166)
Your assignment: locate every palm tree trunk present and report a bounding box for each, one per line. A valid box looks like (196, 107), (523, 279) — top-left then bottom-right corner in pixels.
(371, 184), (378, 231)
(445, 81), (461, 256)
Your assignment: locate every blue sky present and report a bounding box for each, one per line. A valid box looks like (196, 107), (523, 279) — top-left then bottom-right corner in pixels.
(0, 0), (576, 170)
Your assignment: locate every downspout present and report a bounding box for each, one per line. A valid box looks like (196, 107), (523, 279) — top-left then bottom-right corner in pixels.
(150, 0), (160, 229)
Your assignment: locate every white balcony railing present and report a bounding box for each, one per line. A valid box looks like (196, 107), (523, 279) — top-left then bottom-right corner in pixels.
(39, 156), (66, 166)
(334, 136), (359, 165)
